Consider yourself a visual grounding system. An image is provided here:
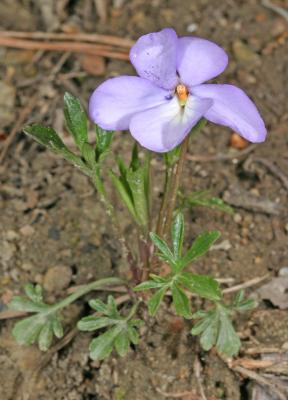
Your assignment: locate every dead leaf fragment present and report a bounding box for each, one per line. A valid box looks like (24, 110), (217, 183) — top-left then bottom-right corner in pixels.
(257, 278), (288, 309)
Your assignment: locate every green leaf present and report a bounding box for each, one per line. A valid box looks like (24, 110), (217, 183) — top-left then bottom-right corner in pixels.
(77, 316), (115, 331)
(114, 329), (130, 357)
(134, 280), (164, 291)
(38, 321), (53, 351)
(126, 167), (149, 227)
(12, 315), (45, 346)
(234, 298), (257, 312)
(8, 297), (47, 313)
(149, 232), (175, 266)
(23, 125), (67, 151)
(64, 92), (87, 149)
(216, 309), (241, 356)
(127, 326), (140, 345)
(149, 274), (170, 284)
(95, 125), (114, 161)
(9, 284), (66, 351)
(191, 306), (241, 357)
(23, 125), (90, 175)
(129, 143), (140, 171)
(107, 295), (119, 317)
(199, 312), (218, 351)
(89, 326), (120, 360)
(52, 317), (64, 338)
(81, 142), (96, 168)
(148, 286), (167, 316)
(179, 273), (222, 301)
(24, 283), (43, 303)
(233, 290), (257, 311)
(89, 299), (108, 313)
(171, 212), (184, 259)
(186, 194), (234, 215)
(191, 313), (213, 336)
(109, 170), (138, 222)
(180, 231), (221, 269)
(171, 284), (191, 318)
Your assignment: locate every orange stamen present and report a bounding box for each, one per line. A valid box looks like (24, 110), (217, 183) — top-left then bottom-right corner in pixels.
(176, 84), (188, 105)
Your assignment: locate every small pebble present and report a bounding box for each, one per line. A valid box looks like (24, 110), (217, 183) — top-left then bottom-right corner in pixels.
(20, 225), (35, 236)
(279, 267), (288, 277)
(233, 213), (242, 224)
(6, 230), (19, 241)
(21, 261), (34, 271)
(186, 23), (198, 33)
(43, 265), (72, 293)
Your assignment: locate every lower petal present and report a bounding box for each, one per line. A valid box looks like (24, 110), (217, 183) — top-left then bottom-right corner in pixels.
(192, 84), (267, 142)
(89, 76), (169, 130)
(129, 96), (212, 152)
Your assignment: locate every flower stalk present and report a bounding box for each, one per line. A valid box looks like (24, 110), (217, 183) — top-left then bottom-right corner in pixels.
(156, 119), (206, 240)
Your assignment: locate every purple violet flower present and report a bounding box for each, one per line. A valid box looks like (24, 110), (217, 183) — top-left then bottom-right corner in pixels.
(89, 28), (267, 153)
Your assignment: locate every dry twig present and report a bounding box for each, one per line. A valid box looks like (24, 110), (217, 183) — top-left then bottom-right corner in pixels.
(222, 274), (269, 294)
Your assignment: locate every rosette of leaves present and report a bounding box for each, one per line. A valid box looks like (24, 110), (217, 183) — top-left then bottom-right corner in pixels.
(78, 296), (143, 360)
(191, 290), (256, 356)
(23, 92), (114, 178)
(135, 212), (222, 318)
(8, 283), (64, 351)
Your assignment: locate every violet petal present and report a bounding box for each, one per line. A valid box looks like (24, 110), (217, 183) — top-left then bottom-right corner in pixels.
(129, 95), (212, 152)
(89, 76), (170, 130)
(130, 28), (178, 90)
(192, 84), (267, 142)
(177, 37), (228, 86)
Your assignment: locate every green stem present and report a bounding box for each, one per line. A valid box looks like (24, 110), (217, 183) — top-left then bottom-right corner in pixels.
(156, 119), (206, 240)
(52, 277), (124, 313)
(93, 165), (138, 278)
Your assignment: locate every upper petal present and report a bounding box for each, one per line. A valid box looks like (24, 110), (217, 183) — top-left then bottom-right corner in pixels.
(129, 95), (212, 153)
(129, 28), (178, 90)
(192, 84), (267, 142)
(177, 37), (228, 86)
(89, 76), (169, 130)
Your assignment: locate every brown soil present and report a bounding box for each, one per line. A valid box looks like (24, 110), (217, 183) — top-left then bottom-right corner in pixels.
(0, 1), (288, 399)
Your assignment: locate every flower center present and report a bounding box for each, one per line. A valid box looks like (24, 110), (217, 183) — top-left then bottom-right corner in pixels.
(176, 84), (189, 106)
